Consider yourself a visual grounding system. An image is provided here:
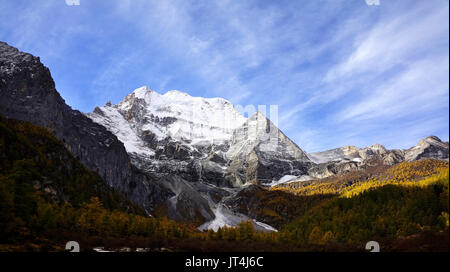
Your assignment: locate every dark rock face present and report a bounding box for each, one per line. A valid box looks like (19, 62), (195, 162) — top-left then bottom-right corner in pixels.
(0, 41), (170, 213)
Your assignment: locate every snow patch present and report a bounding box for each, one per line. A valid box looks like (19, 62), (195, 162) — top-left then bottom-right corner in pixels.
(268, 174), (313, 187)
(268, 175), (298, 187)
(198, 204), (278, 232)
(87, 106), (155, 156)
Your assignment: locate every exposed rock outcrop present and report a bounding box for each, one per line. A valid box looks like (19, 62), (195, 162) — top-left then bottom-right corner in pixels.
(306, 136), (448, 179)
(404, 136), (449, 161)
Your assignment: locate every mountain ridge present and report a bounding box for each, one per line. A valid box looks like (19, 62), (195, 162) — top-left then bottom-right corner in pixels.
(308, 136), (449, 165)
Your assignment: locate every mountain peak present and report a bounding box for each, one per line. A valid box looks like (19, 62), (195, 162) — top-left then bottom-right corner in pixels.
(421, 135), (442, 143)
(163, 89), (191, 98)
(404, 135), (449, 161)
(249, 110), (268, 120)
(370, 143), (387, 152)
(417, 135), (447, 149)
(132, 86), (154, 98)
(0, 41), (39, 68)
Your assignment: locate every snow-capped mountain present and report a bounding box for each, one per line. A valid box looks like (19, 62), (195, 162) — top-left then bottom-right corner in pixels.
(87, 86), (313, 229)
(88, 86), (312, 187)
(88, 86), (246, 156)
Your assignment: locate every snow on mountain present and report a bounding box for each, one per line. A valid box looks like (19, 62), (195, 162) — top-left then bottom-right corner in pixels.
(226, 111), (308, 160)
(113, 86), (246, 146)
(224, 111), (312, 186)
(88, 87), (310, 175)
(88, 105), (156, 157)
(267, 174), (313, 187)
(198, 188), (278, 232)
(198, 203), (278, 232)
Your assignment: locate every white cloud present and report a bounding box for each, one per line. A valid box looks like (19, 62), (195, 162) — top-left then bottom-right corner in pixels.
(337, 55), (449, 122)
(326, 3), (449, 81)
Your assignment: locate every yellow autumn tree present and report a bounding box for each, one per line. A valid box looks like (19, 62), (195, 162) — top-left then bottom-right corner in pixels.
(308, 226), (322, 244)
(321, 230), (335, 244)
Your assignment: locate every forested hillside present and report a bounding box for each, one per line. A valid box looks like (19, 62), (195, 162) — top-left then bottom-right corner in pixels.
(280, 170), (449, 247)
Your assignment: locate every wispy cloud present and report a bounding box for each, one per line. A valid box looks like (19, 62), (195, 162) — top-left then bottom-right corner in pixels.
(326, 3), (449, 82)
(337, 55), (449, 122)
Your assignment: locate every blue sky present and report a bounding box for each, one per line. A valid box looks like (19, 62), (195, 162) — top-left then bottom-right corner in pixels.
(0, 0), (448, 152)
